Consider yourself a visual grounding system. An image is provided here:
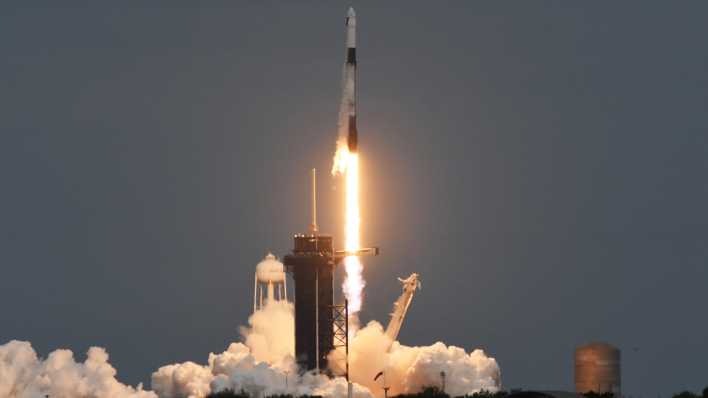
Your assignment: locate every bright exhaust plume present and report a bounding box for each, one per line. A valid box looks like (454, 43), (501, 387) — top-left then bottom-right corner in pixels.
(333, 140), (365, 314)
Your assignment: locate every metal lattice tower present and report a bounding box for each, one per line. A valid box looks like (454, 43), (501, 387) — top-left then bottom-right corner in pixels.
(330, 300), (349, 380)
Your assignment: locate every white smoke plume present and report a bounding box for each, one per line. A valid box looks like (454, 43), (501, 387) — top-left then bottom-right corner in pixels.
(151, 300), (373, 398)
(1, 289), (499, 398)
(152, 299), (500, 398)
(2, 268), (499, 398)
(0, 340), (155, 398)
(239, 300), (294, 368)
(333, 320), (501, 397)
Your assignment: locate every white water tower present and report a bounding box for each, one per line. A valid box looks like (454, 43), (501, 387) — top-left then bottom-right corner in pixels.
(253, 253), (288, 313)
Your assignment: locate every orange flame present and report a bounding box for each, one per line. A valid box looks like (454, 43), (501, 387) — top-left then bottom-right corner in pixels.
(333, 141), (364, 313)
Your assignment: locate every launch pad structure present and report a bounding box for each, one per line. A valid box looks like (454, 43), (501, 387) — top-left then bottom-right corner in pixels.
(284, 235), (378, 375)
(284, 233), (336, 372)
(284, 170), (378, 375)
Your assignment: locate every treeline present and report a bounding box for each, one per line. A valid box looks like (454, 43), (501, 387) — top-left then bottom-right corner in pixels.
(207, 386), (708, 398)
(671, 389), (708, 398)
(206, 393), (322, 398)
(396, 386), (502, 398)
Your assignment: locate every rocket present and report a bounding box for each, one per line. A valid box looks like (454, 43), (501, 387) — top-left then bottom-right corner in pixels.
(339, 7), (358, 152)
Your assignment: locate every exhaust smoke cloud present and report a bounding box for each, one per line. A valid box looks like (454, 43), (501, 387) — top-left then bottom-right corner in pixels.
(0, 340), (155, 398)
(1, 268), (499, 398)
(152, 293), (500, 398)
(151, 300), (373, 398)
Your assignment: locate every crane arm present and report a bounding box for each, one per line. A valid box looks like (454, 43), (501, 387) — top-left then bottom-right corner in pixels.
(384, 273), (421, 350)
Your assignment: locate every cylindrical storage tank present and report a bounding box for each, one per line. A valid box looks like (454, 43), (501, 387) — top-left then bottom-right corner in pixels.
(256, 253), (285, 283)
(575, 342), (621, 396)
(254, 253), (288, 312)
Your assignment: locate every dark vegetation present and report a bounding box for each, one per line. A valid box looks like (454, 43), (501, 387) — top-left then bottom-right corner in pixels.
(582, 392), (614, 398)
(207, 390), (250, 398)
(671, 387), (708, 398)
(395, 386), (449, 398)
(206, 391), (323, 398)
(206, 386), (708, 398)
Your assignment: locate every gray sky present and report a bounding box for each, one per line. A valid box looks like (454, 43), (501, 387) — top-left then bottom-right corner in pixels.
(2, 2), (707, 396)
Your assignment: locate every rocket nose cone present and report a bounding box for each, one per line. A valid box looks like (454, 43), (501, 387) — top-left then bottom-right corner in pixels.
(347, 7), (356, 18)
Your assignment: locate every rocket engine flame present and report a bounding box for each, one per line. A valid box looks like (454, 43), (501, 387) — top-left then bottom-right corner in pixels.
(333, 141), (365, 314)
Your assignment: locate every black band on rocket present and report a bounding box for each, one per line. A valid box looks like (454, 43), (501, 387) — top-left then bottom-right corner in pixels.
(347, 115), (358, 152)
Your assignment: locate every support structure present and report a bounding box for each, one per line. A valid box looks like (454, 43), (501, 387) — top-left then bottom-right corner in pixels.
(284, 234), (335, 371)
(284, 170), (377, 373)
(384, 273), (420, 349)
(331, 300), (349, 379)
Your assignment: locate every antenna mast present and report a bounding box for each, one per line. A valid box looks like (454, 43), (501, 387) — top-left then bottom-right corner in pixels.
(311, 168), (318, 233)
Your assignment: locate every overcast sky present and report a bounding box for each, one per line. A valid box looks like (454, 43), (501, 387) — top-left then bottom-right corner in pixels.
(2, 2), (707, 396)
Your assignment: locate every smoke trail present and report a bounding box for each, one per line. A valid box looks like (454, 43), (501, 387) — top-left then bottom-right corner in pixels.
(343, 255), (365, 313)
(0, 340), (155, 398)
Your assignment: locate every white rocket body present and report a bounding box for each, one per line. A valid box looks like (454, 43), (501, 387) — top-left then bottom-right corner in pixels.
(339, 7), (358, 152)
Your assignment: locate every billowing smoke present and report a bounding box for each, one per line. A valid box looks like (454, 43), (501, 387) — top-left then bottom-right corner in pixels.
(152, 340), (372, 398)
(0, 340), (155, 398)
(239, 300), (294, 367)
(152, 298), (500, 398)
(0, 285), (499, 398)
(151, 300), (373, 398)
(2, 267), (499, 398)
(341, 320), (501, 397)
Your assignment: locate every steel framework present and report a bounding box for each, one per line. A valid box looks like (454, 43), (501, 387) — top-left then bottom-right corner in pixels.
(330, 300), (349, 380)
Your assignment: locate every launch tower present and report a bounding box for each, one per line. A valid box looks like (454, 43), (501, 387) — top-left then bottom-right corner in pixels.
(284, 234), (336, 371)
(284, 169), (378, 373)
